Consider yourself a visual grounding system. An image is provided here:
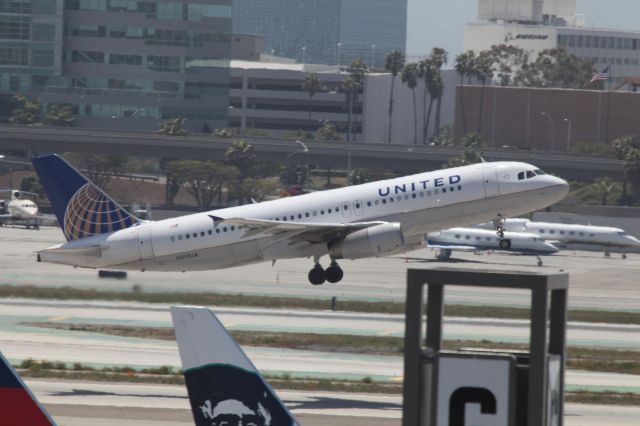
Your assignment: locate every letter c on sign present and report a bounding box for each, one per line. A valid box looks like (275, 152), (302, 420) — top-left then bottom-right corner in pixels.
(449, 386), (497, 426)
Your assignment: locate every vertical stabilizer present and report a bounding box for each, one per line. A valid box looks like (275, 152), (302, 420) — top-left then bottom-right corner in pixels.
(31, 154), (138, 241)
(0, 352), (56, 425)
(171, 306), (298, 426)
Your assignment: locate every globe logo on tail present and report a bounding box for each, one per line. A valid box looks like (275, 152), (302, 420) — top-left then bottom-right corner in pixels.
(63, 184), (135, 241)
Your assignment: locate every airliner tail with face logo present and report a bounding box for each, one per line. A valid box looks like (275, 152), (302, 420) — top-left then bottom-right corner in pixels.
(171, 306), (298, 426)
(32, 154), (569, 285)
(0, 351), (56, 425)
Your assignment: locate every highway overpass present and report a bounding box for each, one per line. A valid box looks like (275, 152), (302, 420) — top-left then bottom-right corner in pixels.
(0, 125), (624, 181)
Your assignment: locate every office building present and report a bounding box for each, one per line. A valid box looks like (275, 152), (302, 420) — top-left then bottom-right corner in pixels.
(0, 0), (232, 131)
(232, 0), (407, 68)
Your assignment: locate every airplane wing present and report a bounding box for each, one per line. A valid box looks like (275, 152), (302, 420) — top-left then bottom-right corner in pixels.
(209, 215), (390, 244)
(38, 245), (107, 257)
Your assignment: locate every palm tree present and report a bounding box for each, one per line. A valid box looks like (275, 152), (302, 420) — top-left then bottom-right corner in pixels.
(430, 48), (448, 139)
(346, 58), (368, 142)
(384, 50), (406, 144)
(417, 59), (435, 144)
(342, 76), (357, 142)
(473, 51), (494, 135)
(426, 74), (444, 143)
(401, 63), (419, 145)
(455, 51), (475, 134)
(302, 73), (321, 135)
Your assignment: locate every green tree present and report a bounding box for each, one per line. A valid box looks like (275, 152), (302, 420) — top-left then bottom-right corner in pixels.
(225, 139), (256, 204)
(417, 58), (435, 144)
(446, 132), (485, 167)
(20, 176), (44, 198)
(166, 160), (238, 209)
(45, 104), (76, 127)
(158, 117), (188, 136)
(613, 136), (640, 203)
(9, 95), (41, 125)
(302, 73), (322, 135)
(239, 177), (278, 203)
(483, 44), (530, 86)
(384, 49), (406, 144)
(63, 153), (125, 189)
(455, 51), (476, 134)
(401, 63), (419, 145)
(529, 48), (595, 89)
(316, 120), (341, 141)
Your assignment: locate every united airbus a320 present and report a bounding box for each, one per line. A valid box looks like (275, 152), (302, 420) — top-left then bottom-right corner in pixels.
(32, 155), (568, 285)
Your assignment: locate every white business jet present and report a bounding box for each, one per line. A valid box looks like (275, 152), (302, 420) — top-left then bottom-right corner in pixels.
(0, 189), (42, 229)
(498, 218), (640, 258)
(427, 227), (559, 266)
(32, 155), (568, 285)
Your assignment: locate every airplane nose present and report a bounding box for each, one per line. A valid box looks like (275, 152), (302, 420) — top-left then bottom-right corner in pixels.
(547, 177), (570, 202)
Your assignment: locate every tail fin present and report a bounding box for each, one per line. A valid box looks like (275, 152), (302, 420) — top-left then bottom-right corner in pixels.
(171, 306), (299, 426)
(31, 154), (138, 241)
(0, 352), (57, 425)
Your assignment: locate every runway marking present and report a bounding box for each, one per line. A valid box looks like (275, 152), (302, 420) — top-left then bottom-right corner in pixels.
(48, 316), (69, 321)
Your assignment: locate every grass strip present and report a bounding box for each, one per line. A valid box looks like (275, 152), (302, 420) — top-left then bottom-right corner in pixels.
(14, 359), (640, 405)
(3, 284), (640, 324)
(23, 322), (640, 375)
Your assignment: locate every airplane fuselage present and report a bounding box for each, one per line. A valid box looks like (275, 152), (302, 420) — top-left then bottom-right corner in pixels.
(39, 162), (569, 271)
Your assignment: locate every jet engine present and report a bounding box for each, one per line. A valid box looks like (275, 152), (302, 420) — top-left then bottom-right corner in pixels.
(328, 223), (404, 259)
(0, 200), (6, 211)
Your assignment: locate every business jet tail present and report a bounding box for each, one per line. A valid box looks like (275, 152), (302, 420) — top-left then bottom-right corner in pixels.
(0, 352), (56, 425)
(32, 154), (139, 241)
(170, 306), (298, 426)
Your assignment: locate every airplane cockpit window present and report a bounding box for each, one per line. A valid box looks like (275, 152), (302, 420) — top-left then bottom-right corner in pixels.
(526, 170), (536, 178)
(517, 172), (525, 180)
(534, 169), (546, 175)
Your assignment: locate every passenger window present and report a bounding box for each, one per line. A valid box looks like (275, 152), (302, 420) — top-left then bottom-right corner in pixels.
(223, 227), (227, 232)
(186, 234), (190, 239)
(335, 207), (340, 211)
(193, 233), (197, 238)
(455, 234), (461, 239)
(526, 170), (536, 178)
(559, 231), (565, 235)
(305, 212), (310, 217)
(382, 199), (387, 204)
(170, 236), (175, 242)
(321, 210), (324, 215)
(208, 230), (212, 235)
(290, 215), (294, 220)
(216, 229), (220, 234)
(518, 172), (525, 180)
(458, 185), (462, 190)
(356, 203), (361, 208)
(313, 211), (317, 216)
(200, 231), (205, 237)
(442, 188), (447, 193)
(389, 198), (394, 203)
(420, 192), (424, 197)
(367, 202), (371, 207)
(549, 230), (555, 234)
(465, 235), (471, 240)
(178, 235), (183, 240)
(328, 208), (332, 213)
(540, 229), (545, 233)
(569, 231), (574, 235)
(404, 195), (409, 200)
(344, 205), (349, 210)
(298, 214), (302, 219)
(231, 226), (235, 231)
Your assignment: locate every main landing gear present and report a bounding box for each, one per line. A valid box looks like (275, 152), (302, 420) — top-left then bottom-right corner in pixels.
(493, 215), (511, 250)
(308, 260), (344, 285)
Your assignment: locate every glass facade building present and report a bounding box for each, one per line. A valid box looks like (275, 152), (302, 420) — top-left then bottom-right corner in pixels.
(233, 0), (407, 68)
(0, 0), (231, 131)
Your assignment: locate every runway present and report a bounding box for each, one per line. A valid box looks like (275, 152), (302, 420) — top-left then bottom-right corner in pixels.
(28, 379), (640, 426)
(2, 227), (640, 311)
(2, 227), (640, 424)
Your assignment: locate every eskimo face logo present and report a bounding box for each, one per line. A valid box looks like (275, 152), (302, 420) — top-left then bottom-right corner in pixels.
(64, 183), (134, 240)
(200, 398), (272, 426)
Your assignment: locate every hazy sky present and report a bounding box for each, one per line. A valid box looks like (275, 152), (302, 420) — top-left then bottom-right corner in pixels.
(407, 0), (640, 62)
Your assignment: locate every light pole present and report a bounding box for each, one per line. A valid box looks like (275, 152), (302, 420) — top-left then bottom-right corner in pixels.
(563, 118), (572, 152)
(301, 46), (306, 65)
(337, 42), (342, 67)
(371, 44), (376, 70)
(540, 112), (555, 151)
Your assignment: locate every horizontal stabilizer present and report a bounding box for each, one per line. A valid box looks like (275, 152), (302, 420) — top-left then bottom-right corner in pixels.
(171, 306), (298, 426)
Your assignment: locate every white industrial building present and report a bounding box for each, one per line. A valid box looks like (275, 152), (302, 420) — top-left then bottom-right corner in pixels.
(230, 60), (458, 145)
(467, 0), (640, 82)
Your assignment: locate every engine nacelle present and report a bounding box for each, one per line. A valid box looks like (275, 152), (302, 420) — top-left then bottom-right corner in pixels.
(328, 223), (404, 259)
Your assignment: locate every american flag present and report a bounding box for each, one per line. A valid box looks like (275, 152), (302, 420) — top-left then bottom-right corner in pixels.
(590, 65), (610, 84)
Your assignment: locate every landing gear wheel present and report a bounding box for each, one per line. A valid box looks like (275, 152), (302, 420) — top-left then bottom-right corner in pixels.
(499, 239), (511, 250)
(308, 264), (326, 285)
(622, 253), (627, 260)
(493, 215), (506, 239)
(325, 262), (344, 283)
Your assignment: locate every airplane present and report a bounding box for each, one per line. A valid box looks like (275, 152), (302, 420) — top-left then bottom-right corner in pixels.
(0, 351), (57, 425)
(426, 227), (559, 266)
(494, 218), (640, 258)
(171, 305), (299, 426)
(0, 189), (44, 229)
(31, 154), (569, 285)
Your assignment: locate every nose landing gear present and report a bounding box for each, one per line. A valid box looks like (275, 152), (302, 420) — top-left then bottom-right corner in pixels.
(493, 215), (511, 250)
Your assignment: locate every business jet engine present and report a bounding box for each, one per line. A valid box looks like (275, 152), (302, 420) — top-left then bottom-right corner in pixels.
(328, 222), (404, 259)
